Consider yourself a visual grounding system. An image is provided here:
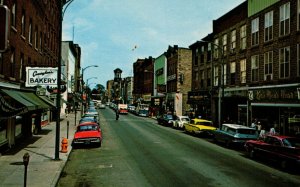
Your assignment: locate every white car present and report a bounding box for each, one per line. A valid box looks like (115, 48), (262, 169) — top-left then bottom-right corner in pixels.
(173, 116), (190, 129)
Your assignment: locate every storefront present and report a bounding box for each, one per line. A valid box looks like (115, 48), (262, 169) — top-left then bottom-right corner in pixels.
(0, 88), (53, 149)
(187, 90), (211, 119)
(248, 84), (300, 136)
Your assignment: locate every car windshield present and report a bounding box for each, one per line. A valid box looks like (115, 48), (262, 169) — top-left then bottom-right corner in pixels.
(196, 121), (213, 126)
(237, 129), (256, 135)
(283, 138), (300, 147)
(78, 125), (98, 132)
(181, 118), (190, 122)
(166, 115), (173, 119)
(87, 109), (97, 113)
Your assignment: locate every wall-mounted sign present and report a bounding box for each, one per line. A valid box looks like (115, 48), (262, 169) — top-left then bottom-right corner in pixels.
(26, 67), (58, 87)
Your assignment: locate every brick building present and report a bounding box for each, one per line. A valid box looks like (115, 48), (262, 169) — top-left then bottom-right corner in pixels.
(190, 0), (300, 136)
(0, 0), (61, 149)
(165, 45), (192, 116)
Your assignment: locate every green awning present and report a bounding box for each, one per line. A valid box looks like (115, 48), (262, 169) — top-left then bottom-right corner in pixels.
(1, 89), (52, 111)
(39, 95), (56, 108)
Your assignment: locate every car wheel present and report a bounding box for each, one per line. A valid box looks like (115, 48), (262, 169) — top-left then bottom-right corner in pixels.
(280, 160), (288, 170)
(225, 140), (231, 147)
(249, 149), (255, 159)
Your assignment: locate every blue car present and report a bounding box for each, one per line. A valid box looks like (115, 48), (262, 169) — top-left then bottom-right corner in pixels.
(213, 123), (258, 147)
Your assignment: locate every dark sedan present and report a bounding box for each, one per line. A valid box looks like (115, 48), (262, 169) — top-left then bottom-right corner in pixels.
(244, 135), (300, 170)
(157, 114), (175, 126)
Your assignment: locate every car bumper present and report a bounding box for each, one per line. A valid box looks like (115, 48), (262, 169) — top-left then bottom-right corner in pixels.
(73, 138), (101, 145)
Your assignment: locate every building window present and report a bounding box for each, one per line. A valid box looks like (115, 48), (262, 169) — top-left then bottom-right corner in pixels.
(251, 18), (259, 46)
(213, 38), (219, 59)
(298, 0), (300, 30)
(10, 47), (15, 77)
(264, 51), (273, 81)
(251, 55), (259, 82)
(230, 29), (236, 53)
(207, 43), (212, 62)
(199, 71), (204, 88)
(29, 19), (32, 44)
(35, 26), (38, 49)
(279, 47), (290, 79)
(298, 44), (300, 76)
(240, 59), (246, 84)
(21, 9), (26, 36)
(280, 2), (290, 36)
(11, 2), (16, 28)
(229, 62), (235, 85)
(207, 68), (211, 87)
(240, 24), (246, 50)
(264, 11), (273, 42)
(20, 53), (24, 80)
(214, 66), (219, 86)
(222, 34), (227, 55)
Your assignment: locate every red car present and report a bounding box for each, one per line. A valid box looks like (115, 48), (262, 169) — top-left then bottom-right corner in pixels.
(244, 135), (300, 170)
(72, 122), (102, 147)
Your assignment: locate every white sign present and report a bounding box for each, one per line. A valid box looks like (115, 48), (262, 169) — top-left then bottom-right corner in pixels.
(26, 67), (58, 87)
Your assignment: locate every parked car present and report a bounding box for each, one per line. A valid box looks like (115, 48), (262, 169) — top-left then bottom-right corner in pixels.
(184, 118), (216, 135)
(79, 117), (98, 125)
(244, 135), (300, 170)
(157, 114), (175, 126)
(82, 113), (99, 123)
(72, 122), (102, 147)
(173, 116), (190, 129)
(213, 124), (258, 147)
(98, 104), (106, 109)
(85, 108), (98, 116)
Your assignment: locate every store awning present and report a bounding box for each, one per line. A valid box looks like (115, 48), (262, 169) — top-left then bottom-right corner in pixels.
(39, 95), (56, 109)
(1, 89), (52, 111)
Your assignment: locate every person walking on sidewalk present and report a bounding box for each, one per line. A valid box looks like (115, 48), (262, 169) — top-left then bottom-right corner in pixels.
(116, 110), (119, 120)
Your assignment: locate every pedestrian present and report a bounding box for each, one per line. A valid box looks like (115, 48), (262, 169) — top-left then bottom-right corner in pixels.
(257, 121), (262, 133)
(259, 126), (266, 139)
(251, 118), (257, 129)
(116, 110), (119, 120)
(269, 126), (276, 135)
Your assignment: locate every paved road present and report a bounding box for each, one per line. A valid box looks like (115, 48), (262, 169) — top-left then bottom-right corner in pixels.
(57, 108), (300, 187)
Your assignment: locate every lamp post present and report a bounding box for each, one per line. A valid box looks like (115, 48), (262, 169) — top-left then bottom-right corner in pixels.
(81, 65), (98, 115)
(86, 77), (97, 87)
(55, 0), (74, 160)
(201, 40), (225, 128)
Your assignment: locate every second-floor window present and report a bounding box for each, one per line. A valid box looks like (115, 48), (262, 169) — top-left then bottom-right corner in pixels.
(207, 68), (211, 87)
(21, 9), (26, 36)
(223, 34), (227, 55)
(20, 53), (24, 80)
(240, 59), (246, 84)
(298, 44), (300, 76)
(11, 2), (16, 28)
(240, 24), (247, 50)
(231, 29), (236, 52)
(264, 51), (273, 81)
(298, 0), (300, 30)
(279, 47), (290, 79)
(280, 2), (290, 36)
(214, 66), (219, 86)
(29, 19), (32, 44)
(251, 55), (259, 82)
(251, 18), (259, 46)
(229, 62), (235, 85)
(223, 64), (227, 85)
(264, 11), (273, 42)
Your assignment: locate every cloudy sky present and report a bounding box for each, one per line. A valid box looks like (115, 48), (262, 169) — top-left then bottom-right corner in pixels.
(62, 0), (245, 88)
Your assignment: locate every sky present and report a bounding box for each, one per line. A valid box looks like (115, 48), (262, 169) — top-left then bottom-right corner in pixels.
(62, 0), (245, 88)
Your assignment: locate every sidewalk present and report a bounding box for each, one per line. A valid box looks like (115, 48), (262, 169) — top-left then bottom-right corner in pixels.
(0, 112), (78, 187)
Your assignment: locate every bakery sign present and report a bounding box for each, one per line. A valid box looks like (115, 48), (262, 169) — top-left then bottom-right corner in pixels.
(26, 67), (58, 87)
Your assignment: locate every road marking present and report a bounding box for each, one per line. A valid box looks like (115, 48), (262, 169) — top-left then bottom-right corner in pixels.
(98, 164), (113, 169)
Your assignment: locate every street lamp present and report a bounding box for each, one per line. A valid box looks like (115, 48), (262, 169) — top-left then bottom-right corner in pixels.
(201, 40), (225, 128)
(81, 65), (98, 115)
(55, 0), (75, 160)
(86, 77), (97, 87)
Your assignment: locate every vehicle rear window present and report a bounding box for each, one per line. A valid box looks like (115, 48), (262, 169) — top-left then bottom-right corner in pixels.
(78, 125), (98, 131)
(283, 138), (300, 147)
(237, 129), (256, 135)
